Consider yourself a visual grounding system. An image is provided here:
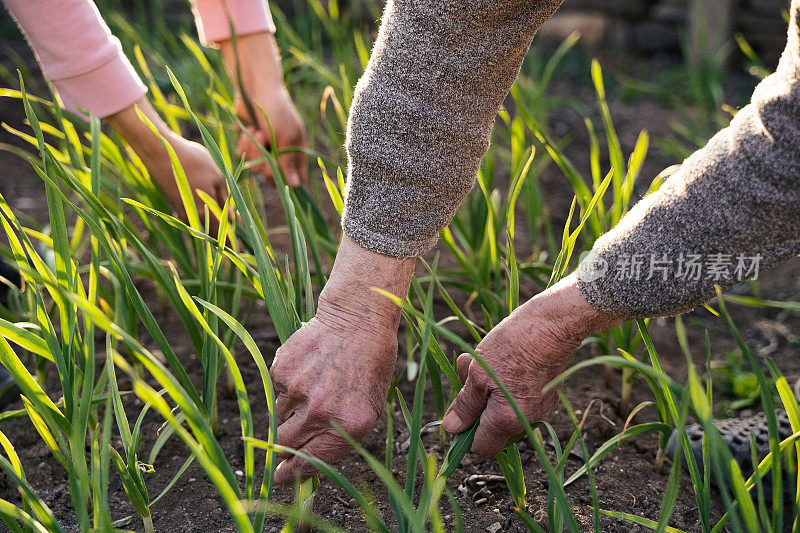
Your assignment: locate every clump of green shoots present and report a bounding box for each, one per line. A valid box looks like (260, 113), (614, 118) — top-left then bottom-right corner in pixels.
(0, 34), (332, 529)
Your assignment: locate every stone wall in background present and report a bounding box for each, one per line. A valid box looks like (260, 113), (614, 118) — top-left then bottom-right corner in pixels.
(538, 0), (788, 63)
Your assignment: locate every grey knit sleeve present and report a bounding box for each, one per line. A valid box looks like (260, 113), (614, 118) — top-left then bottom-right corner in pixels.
(577, 1), (800, 318)
(342, 0), (563, 257)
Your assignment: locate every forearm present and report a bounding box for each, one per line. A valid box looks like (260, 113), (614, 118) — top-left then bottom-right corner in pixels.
(5, 0), (145, 118)
(105, 97), (174, 163)
(192, 0), (275, 46)
(342, 0), (563, 258)
(219, 32), (286, 101)
(578, 2), (800, 317)
(317, 236), (416, 337)
(217, 30), (307, 187)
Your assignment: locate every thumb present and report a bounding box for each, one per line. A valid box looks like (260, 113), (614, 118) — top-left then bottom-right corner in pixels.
(442, 360), (489, 434)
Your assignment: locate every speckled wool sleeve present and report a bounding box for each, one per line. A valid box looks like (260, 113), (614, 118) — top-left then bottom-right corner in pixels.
(342, 0), (563, 257)
(577, 0), (800, 318)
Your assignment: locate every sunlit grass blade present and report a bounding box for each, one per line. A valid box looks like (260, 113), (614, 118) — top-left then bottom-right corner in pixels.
(0, 452), (66, 533)
(564, 421), (670, 486)
(716, 288), (784, 527)
(194, 297), (279, 530)
(117, 358), (253, 533)
(165, 68), (300, 342)
(19, 158), (206, 409)
(595, 508), (687, 533)
(767, 357), (800, 530)
(247, 438), (390, 533)
(169, 266), (255, 499)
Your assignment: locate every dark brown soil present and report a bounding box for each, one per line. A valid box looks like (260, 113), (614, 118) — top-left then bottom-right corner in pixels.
(1, 40), (797, 533)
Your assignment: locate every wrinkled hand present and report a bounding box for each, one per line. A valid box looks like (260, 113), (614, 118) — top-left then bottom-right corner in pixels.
(442, 274), (623, 457)
(270, 307), (397, 485)
(270, 236), (416, 485)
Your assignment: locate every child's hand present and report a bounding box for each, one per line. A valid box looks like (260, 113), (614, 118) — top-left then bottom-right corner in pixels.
(106, 97), (227, 227)
(234, 89), (307, 187)
(221, 32), (308, 187)
(142, 131), (227, 220)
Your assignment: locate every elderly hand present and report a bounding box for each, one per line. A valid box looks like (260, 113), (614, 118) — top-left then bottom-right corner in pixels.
(220, 32), (307, 187)
(442, 274), (623, 457)
(106, 97), (226, 222)
(270, 236), (416, 485)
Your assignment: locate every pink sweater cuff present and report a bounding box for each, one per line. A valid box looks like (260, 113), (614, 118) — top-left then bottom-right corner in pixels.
(52, 53), (147, 119)
(193, 0), (275, 46)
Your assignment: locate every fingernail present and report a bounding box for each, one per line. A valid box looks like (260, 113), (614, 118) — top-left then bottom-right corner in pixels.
(274, 460), (287, 484)
(442, 410), (463, 433)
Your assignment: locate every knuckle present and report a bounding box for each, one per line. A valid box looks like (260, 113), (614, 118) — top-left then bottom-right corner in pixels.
(271, 368), (305, 401)
(533, 390), (559, 420)
(284, 379), (306, 403)
(454, 384), (484, 416)
(304, 395), (332, 419)
(453, 392), (473, 415)
(481, 413), (510, 437)
(274, 426), (294, 447)
(484, 402), (521, 435)
(338, 413), (374, 440)
(298, 461), (318, 480)
(472, 439), (502, 458)
(471, 430), (507, 458)
(467, 354), (491, 383)
(272, 340), (301, 372)
(274, 396), (294, 421)
(303, 431), (348, 463)
(270, 359), (288, 387)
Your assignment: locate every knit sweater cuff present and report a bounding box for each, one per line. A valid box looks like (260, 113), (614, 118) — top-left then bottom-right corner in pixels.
(193, 0), (275, 46)
(576, 261), (647, 318)
(342, 217), (438, 259)
(51, 52), (146, 119)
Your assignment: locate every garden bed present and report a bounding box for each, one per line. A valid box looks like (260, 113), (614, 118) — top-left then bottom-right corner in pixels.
(1, 10), (797, 531)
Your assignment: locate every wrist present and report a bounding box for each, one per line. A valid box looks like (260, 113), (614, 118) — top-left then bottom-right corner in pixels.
(533, 273), (625, 344)
(219, 31), (285, 96)
(316, 236), (416, 335)
(106, 97), (174, 159)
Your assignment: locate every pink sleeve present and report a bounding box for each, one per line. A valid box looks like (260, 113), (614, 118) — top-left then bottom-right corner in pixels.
(4, 0), (146, 119)
(192, 0), (276, 46)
